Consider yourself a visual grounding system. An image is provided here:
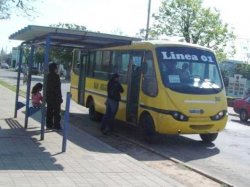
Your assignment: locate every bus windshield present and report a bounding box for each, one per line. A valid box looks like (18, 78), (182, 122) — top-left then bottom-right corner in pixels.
(156, 46), (223, 94)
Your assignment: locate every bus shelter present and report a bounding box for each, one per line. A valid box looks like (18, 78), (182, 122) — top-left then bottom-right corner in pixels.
(9, 25), (141, 142)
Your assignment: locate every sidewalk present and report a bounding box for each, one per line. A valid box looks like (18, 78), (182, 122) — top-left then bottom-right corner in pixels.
(0, 85), (184, 186)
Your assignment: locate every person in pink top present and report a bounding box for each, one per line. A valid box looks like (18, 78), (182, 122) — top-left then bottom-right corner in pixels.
(31, 83), (43, 107)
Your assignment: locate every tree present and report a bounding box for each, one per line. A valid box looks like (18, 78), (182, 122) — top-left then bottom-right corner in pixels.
(145, 0), (235, 62)
(235, 64), (250, 80)
(110, 28), (124, 36)
(50, 47), (72, 80)
(50, 23), (87, 31)
(47, 23), (88, 80)
(0, 0), (37, 20)
(0, 48), (7, 63)
(0, 48), (6, 58)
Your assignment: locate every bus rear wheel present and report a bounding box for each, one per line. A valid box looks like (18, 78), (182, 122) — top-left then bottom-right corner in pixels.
(140, 114), (158, 144)
(200, 133), (218, 143)
(88, 100), (102, 122)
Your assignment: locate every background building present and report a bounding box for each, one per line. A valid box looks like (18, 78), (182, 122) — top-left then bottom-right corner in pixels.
(220, 59), (250, 97)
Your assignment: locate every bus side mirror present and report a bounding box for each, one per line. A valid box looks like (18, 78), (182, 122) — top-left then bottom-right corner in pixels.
(141, 63), (147, 74)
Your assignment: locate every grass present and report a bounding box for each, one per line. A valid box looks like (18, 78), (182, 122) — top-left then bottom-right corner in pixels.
(0, 79), (26, 97)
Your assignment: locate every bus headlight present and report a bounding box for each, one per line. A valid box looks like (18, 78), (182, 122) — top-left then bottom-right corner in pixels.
(210, 110), (227, 121)
(170, 111), (188, 121)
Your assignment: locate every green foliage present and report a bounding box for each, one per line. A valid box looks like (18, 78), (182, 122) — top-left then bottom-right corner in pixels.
(50, 23), (87, 31)
(48, 23), (88, 79)
(0, 0), (37, 19)
(215, 48), (228, 63)
(146, 0), (235, 61)
(23, 47), (30, 64)
(0, 80), (26, 97)
(34, 47), (44, 64)
(0, 48), (11, 64)
(49, 47), (72, 80)
(235, 63), (250, 80)
(50, 47), (72, 68)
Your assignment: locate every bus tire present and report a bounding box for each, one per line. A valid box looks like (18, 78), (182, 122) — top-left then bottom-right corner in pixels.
(88, 99), (102, 122)
(200, 133), (218, 143)
(239, 110), (248, 122)
(140, 114), (158, 144)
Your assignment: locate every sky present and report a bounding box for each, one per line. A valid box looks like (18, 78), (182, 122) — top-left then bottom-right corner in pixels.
(1, 0), (250, 59)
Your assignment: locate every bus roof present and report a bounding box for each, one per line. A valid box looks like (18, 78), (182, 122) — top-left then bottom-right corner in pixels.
(131, 40), (215, 52)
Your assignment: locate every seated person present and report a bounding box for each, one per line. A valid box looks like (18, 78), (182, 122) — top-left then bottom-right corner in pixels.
(31, 83), (43, 107)
(181, 63), (191, 82)
(163, 62), (182, 84)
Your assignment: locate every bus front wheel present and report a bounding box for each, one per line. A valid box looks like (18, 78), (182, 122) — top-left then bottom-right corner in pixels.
(88, 100), (102, 122)
(140, 114), (158, 144)
(200, 133), (218, 143)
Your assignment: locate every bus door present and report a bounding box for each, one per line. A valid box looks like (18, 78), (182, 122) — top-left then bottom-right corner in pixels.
(78, 53), (88, 106)
(126, 51), (144, 124)
(71, 50), (81, 103)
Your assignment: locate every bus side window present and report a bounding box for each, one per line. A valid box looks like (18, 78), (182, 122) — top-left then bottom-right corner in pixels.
(112, 51), (129, 84)
(120, 53), (130, 84)
(102, 51), (111, 75)
(73, 50), (81, 75)
(93, 50), (110, 80)
(111, 52), (118, 75)
(87, 52), (95, 77)
(73, 61), (80, 75)
(142, 51), (158, 97)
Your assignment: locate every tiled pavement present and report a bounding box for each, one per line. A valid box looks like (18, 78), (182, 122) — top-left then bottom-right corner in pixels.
(0, 85), (184, 187)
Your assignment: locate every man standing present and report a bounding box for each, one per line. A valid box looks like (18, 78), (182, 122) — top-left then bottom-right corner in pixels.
(101, 73), (123, 134)
(46, 63), (63, 130)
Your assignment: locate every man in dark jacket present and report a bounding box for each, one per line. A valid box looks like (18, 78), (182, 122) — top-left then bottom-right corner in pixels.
(101, 73), (123, 134)
(46, 63), (63, 130)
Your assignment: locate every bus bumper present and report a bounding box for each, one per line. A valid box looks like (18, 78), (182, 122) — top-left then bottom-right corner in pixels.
(156, 113), (228, 135)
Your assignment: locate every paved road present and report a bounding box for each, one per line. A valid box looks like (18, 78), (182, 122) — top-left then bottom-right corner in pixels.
(153, 115), (250, 187)
(0, 68), (70, 101)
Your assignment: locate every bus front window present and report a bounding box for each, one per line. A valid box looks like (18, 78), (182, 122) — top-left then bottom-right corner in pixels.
(156, 46), (223, 94)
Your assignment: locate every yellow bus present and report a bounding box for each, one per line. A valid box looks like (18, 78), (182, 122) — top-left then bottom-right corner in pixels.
(70, 40), (228, 143)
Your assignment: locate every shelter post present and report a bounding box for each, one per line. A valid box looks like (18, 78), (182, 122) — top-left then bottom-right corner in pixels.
(41, 35), (50, 140)
(24, 45), (34, 128)
(62, 92), (71, 152)
(14, 45), (24, 118)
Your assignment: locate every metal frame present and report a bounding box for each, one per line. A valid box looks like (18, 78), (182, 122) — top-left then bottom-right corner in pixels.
(10, 25), (141, 141)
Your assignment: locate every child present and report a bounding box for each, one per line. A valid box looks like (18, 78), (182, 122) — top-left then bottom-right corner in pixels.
(31, 83), (43, 107)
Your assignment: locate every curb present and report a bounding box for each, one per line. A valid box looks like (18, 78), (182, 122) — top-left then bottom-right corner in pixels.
(228, 113), (238, 117)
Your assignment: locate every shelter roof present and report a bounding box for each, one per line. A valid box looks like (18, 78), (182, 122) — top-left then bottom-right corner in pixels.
(9, 25), (141, 49)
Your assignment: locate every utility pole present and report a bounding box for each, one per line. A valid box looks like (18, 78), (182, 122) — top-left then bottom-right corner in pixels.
(145, 0), (151, 40)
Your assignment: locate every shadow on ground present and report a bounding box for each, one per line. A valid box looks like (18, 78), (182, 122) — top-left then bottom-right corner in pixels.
(230, 119), (250, 127)
(20, 105), (220, 163)
(0, 118), (63, 171)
